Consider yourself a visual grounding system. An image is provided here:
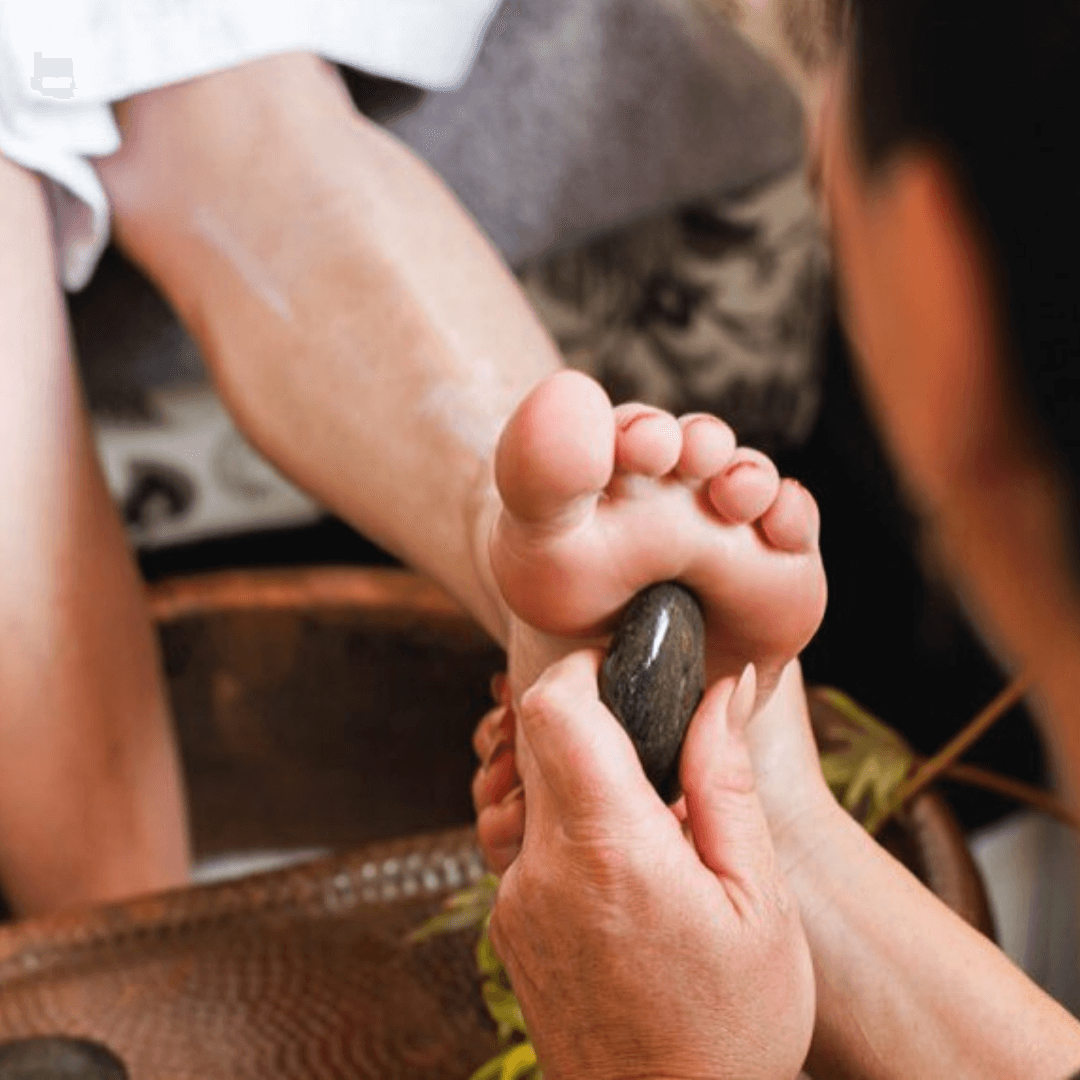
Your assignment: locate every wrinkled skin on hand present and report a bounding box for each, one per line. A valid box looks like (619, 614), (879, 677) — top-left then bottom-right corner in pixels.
(474, 654), (815, 1080)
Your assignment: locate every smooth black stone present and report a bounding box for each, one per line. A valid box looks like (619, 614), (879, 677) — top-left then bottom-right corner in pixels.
(600, 582), (705, 801)
(0, 1037), (128, 1080)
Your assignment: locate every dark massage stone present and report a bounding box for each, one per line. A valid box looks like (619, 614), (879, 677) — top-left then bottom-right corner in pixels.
(0, 1037), (128, 1080)
(600, 582), (705, 801)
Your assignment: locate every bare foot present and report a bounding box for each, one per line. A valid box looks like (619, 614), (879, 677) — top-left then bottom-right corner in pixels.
(491, 370), (827, 700)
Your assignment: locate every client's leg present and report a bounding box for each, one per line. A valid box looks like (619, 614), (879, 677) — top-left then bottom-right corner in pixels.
(0, 156), (189, 915)
(96, 53), (826, 691)
(97, 53), (563, 643)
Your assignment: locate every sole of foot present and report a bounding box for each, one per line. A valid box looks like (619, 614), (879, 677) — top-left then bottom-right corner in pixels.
(491, 370), (827, 700)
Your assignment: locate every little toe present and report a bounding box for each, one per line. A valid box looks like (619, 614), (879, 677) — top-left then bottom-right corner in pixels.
(495, 370), (615, 525)
(759, 478), (821, 553)
(707, 448), (782, 523)
(676, 414), (737, 479)
(613, 404), (683, 477)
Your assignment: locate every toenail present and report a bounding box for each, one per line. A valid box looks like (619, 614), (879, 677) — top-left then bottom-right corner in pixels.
(724, 460), (759, 477)
(618, 410), (665, 432)
(681, 415), (713, 432)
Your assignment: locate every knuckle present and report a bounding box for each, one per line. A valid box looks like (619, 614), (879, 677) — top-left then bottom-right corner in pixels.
(518, 673), (573, 727)
(583, 843), (633, 887)
(517, 683), (554, 730)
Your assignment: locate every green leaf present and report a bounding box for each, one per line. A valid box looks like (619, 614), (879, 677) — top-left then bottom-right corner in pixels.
(468, 1054), (510, 1080)
(499, 1043), (538, 1080)
(469, 1043), (539, 1080)
(447, 874), (499, 908)
(814, 689), (916, 832)
(476, 926), (504, 977)
(408, 905), (486, 943)
(482, 978), (528, 1039)
(407, 874), (500, 944)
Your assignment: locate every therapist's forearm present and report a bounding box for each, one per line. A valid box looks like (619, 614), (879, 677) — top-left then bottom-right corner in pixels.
(779, 799), (1080, 1080)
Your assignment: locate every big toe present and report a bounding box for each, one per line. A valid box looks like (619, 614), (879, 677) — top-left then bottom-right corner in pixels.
(495, 370), (615, 525)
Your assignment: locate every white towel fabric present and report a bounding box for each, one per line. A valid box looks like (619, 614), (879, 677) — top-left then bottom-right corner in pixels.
(0, 0), (502, 290)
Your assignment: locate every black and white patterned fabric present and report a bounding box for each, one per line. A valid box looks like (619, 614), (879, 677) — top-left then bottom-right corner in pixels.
(518, 167), (830, 454)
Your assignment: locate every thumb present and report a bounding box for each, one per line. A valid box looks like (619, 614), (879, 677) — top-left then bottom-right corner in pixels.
(514, 649), (662, 838)
(680, 664), (779, 892)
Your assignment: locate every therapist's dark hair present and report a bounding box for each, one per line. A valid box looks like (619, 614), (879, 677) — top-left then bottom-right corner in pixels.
(848, 0), (1080, 545)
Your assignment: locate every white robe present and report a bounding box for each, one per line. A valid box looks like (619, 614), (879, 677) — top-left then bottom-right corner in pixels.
(0, 0), (503, 289)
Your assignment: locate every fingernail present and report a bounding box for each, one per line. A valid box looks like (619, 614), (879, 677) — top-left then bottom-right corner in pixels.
(729, 663), (757, 731)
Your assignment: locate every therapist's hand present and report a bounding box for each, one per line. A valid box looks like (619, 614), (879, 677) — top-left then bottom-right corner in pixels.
(484, 651), (814, 1080)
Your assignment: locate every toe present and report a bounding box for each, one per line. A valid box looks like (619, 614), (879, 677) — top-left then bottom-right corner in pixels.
(495, 370), (615, 524)
(759, 478), (821, 553)
(676, 414), (737, 479)
(613, 404), (683, 476)
(707, 448), (781, 523)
